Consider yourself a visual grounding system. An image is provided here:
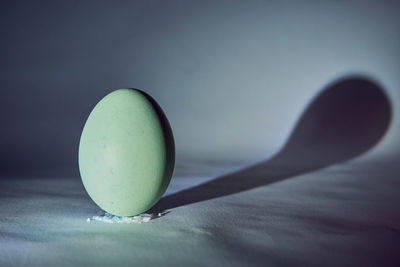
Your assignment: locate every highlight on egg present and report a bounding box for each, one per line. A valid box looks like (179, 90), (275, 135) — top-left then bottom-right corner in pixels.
(78, 89), (175, 216)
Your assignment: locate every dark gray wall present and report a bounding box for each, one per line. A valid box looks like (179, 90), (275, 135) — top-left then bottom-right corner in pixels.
(1, 0), (399, 177)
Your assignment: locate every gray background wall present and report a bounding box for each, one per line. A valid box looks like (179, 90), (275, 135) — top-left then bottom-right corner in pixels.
(1, 0), (399, 177)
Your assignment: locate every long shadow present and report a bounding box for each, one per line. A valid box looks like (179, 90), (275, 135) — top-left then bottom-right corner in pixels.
(150, 76), (392, 213)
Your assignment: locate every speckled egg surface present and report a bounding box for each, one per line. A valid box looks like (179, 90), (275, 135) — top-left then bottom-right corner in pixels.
(78, 89), (174, 216)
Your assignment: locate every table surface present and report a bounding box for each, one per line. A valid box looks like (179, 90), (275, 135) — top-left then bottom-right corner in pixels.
(1, 158), (399, 267)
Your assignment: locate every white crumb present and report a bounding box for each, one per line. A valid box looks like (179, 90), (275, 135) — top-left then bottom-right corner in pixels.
(86, 212), (164, 224)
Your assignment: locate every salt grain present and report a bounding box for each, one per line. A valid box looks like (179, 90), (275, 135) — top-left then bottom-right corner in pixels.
(86, 212), (164, 224)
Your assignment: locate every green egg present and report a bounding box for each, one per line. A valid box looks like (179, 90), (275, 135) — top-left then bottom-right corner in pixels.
(78, 89), (174, 216)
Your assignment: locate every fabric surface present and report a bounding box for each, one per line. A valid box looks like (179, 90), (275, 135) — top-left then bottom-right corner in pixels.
(1, 157), (399, 267)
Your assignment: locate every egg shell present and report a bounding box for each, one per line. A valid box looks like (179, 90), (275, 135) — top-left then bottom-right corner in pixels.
(78, 89), (174, 216)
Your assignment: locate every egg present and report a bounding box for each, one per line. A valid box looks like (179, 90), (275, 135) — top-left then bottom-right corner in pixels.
(78, 89), (175, 216)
